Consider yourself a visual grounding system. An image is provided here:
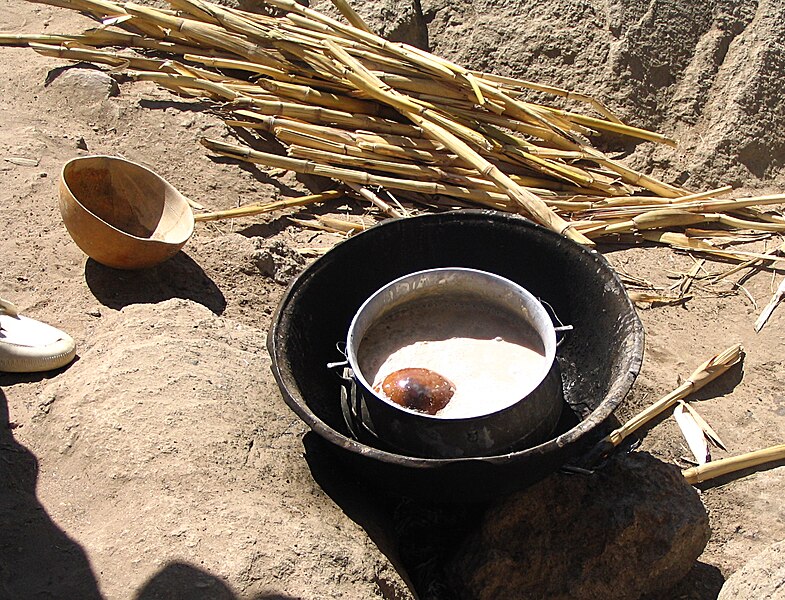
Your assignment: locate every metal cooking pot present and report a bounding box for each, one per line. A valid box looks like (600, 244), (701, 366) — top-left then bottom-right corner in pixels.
(344, 268), (564, 458)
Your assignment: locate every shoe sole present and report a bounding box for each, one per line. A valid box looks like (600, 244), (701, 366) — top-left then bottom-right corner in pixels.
(0, 314), (77, 373)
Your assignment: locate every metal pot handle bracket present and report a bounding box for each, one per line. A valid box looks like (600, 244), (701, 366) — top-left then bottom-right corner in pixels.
(538, 298), (573, 348)
(327, 351), (381, 443)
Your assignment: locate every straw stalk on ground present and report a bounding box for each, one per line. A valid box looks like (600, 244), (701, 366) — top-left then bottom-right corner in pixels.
(592, 344), (743, 453)
(3, 0), (784, 256)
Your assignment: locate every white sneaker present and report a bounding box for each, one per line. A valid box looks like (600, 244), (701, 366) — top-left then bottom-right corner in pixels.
(0, 298), (77, 373)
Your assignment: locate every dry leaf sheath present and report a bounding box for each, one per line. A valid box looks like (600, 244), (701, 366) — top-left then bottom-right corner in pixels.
(754, 278), (785, 332)
(673, 401), (710, 465)
(681, 400), (727, 451)
(604, 344), (744, 448)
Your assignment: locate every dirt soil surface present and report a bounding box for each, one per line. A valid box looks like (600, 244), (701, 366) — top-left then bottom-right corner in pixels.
(1, 0), (784, 598)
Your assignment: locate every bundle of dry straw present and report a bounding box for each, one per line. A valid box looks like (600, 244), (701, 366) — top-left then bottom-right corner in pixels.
(3, 0), (785, 257)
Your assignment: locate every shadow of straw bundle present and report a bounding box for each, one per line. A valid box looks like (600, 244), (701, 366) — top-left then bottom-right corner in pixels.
(4, 0), (785, 254)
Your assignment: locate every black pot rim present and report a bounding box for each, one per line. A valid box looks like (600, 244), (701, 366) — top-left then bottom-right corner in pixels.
(266, 210), (644, 468)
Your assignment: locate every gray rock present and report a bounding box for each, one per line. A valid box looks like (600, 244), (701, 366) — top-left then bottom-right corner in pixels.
(46, 67), (119, 102)
(447, 452), (710, 600)
(311, 0), (429, 49)
(252, 238), (306, 284)
(718, 539), (785, 600)
(44, 67), (121, 125)
(420, 0), (784, 190)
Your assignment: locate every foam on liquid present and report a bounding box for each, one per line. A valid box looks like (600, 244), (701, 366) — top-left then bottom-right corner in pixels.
(357, 298), (547, 418)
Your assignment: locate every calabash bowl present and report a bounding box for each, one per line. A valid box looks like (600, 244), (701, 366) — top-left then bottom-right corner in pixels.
(59, 155), (194, 270)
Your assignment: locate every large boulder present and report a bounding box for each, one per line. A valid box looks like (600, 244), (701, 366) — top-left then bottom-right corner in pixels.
(447, 452), (710, 600)
(6, 299), (412, 600)
(420, 0), (785, 190)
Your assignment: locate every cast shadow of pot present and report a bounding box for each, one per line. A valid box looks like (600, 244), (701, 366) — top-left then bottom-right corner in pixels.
(301, 432), (483, 599)
(85, 252), (226, 315)
(302, 432), (405, 563)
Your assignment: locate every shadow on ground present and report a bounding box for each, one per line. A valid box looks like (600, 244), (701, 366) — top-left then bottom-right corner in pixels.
(0, 387), (102, 599)
(135, 561), (298, 600)
(302, 432), (483, 600)
(0, 358), (80, 387)
(84, 252), (226, 315)
(0, 388), (299, 600)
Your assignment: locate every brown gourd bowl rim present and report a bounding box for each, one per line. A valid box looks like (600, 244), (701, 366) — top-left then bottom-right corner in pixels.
(60, 154), (194, 246)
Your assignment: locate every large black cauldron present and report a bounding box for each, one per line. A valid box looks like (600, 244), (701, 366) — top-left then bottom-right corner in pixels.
(267, 211), (643, 502)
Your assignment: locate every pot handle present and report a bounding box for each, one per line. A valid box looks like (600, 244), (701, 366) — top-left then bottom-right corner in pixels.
(539, 298), (573, 348)
(338, 367), (362, 439)
(326, 351), (381, 443)
(335, 366), (386, 444)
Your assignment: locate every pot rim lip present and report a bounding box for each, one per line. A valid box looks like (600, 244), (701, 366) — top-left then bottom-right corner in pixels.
(267, 210), (645, 467)
(60, 154), (195, 246)
(345, 266), (557, 421)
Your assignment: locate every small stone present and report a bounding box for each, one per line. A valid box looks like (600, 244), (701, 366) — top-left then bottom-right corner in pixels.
(37, 393), (56, 413)
(76, 137), (88, 151)
(252, 239), (306, 285)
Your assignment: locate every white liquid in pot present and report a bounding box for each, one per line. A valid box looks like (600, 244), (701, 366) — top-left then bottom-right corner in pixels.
(357, 298), (548, 418)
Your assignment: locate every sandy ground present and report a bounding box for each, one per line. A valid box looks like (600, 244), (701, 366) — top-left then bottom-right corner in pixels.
(1, 0), (784, 598)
